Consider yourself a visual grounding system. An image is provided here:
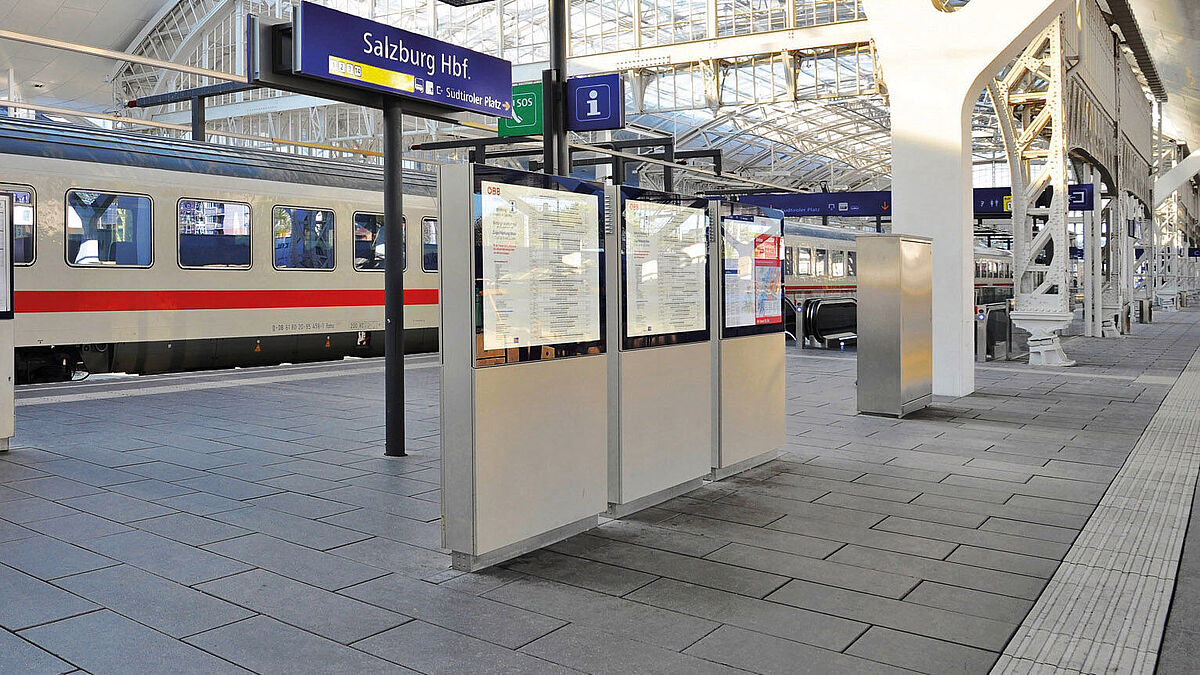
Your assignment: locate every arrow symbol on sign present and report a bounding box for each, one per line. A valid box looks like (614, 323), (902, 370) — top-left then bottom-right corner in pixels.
(881, 201), (890, 211)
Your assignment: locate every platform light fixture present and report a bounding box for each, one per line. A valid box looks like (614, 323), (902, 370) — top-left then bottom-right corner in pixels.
(432, 0), (494, 5)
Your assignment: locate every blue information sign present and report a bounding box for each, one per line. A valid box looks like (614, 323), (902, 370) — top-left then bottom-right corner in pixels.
(566, 73), (624, 132)
(292, 2), (513, 118)
(742, 185), (1095, 219)
(1189, 248), (1200, 258)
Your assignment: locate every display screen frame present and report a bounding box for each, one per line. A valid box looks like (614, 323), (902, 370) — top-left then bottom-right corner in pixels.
(471, 165), (607, 368)
(720, 202), (784, 339)
(618, 186), (712, 351)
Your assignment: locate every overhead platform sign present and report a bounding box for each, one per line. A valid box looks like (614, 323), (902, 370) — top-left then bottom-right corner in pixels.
(741, 185), (1096, 219)
(292, 1), (512, 118)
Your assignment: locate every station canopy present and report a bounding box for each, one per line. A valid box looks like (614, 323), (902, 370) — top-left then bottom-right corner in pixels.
(0, 0), (1182, 195)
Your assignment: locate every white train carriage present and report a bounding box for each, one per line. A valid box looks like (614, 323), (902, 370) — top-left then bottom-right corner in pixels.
(0, 118), (439, 382)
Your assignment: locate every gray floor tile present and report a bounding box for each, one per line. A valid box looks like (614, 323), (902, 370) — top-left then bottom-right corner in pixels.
(247, 492), (358, 519)
(55, 565), (254, 638)
(154, 491), (246, 516)
(766, 512), (956, 559)
(25, 460), (140, 488)
(6, 476), (104, 501)
(83, 530), (250, 586)
(121, 461), (207, 482)
(622, 512), (846, 559)
(626, 578), (867, 651)
(0, 564), (99, 630)
(259, 473), (345, 493)
(268, 459), (369, 482)
(209, 505), (370, 550)
(767, 578), (1016, 651)
(0, 534), (116, 580)
(872, 516), (1070, 560)
(341, 573), (566, 649)
(814, 491), (989, 528)
(827, 544), (1046, 600)
(204, 533), (387, 591)
(0, 626), (74, 674)
(590, 518), (729, 558)
(521, 623), (740, 675)
(133, 512), (250, 546)
(355, 619), (563, 675)
(23, 512), (132, 544)
(317, 485), (441, 521)
(502, 548), (658, 595)
(706, 542), (919, 599)
(197, 569), (409, 644)
(482, 575), (717, 650)
(109, 479), (195, 501)
(187, 616), (403, 674)
(176, 475), (281, 501)
(327, 536), (450, 578)
(685, 624), (909, 675)
(320, 508), (443, 550)
(904, 580), (1034, 624)
(0, 497), (76, 524)
(20, 610), (248, 674)
(945, 545), (1061, 578)
(59, 492), (176, 523)
(549, 534), (789, 598)
(846, 626), (998, 674)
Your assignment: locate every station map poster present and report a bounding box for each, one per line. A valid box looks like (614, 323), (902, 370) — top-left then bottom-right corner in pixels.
(722, 215), (783, 337)
(623, 197), (709, 345)
(479, 180), (602, 351)
(0, 195), (10, 319)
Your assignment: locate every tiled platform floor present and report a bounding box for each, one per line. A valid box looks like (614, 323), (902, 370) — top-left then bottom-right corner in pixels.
(2, 309), (1200, 674)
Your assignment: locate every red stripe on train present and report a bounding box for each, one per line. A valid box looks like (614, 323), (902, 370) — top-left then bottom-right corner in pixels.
(14, 289), (438, 313)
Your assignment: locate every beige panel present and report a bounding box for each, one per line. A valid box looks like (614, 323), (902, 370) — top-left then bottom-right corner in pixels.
(473, 355), (608, 555)
(616, 342), (712, 503)
(718, 332), (785, 468)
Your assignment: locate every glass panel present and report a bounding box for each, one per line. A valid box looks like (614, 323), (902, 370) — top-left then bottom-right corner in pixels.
(272, 206), (334, 269)
(831, 250), (845, 276)
(846, 250), (857, 276)
(66, 191), (152, 266)
(797, 247), (812, 275)
(783, 245), (794, 276)
(422, 217), (439, 272)
(1, 189), (33, 264)
(354, 213), (405, 271)
(815, 248), (828, 275)
(178, 200), (250, 268)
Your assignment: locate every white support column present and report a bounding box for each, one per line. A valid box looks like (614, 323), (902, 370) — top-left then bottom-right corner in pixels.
(863, 0), (1070, 396)
(1083, 165), (1099, 336)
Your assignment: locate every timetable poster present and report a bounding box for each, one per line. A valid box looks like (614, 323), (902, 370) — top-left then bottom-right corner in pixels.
(480, 180), (601, 350)
(624, 199), (708, 338)
(723, 216), (783, 329)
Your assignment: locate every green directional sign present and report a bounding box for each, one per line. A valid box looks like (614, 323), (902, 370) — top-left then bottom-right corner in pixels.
(499, 83), (543, 137)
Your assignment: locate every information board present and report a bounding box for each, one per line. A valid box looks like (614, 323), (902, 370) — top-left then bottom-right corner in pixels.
(722, 215), (783, 337)
(0, 195), (10, 319)
(621, 191), (709, 348)
(293, 1), (513, 118)
(479, 180), (602, 352)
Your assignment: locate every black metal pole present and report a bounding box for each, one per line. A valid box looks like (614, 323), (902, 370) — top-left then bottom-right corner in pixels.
(549, 0), (569, 175)
(191, 96), (205, 142)
(383, 97), (406, 457)
(541, 68), (556, 174)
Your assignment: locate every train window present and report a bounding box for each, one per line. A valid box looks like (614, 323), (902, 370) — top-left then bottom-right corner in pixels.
(796, 248), (813, 275)
(831, 250), (845, 277)
(66, 190), (152, 267)
(1, 188), (34, 264)
(422, 217), (438, 272)
(783, 246), (794, 276)
(178, 200), (250, 269)
(354, 213), (405, 271)
(273, 206), (334, 270)
(815, 248), (828, 276)
(846, 251), (857, 277)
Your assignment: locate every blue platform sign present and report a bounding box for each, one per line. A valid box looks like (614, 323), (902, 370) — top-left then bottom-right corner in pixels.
(1189, 248), (1200, 258)
(738, 191), (892, 218)
(566, 73), (624, 132)
(292, 1), (513, 118)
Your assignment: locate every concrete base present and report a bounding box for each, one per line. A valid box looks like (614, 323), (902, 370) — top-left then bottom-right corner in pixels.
(0, 437), (7, 453)
(1012, 311), (1076, 367)
(607, 478), (702, 519)
(450, 515), (598, 572)
(710, 449), (780, 482)
(1157, 289), (1179, 311)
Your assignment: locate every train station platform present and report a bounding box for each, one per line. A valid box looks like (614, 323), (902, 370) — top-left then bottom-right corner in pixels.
(4, 311), (1200, 674)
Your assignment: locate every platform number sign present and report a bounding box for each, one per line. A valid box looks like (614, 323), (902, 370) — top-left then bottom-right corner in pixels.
(499, 83), (543, 137)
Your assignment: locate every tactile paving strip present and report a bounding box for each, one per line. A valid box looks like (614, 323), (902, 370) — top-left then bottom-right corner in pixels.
(993, 348), (1200, 673)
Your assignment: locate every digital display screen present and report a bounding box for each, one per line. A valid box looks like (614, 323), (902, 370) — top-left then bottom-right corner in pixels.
(722, 214), (783, 337)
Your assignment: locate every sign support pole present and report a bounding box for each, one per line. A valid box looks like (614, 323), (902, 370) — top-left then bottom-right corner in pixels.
(549, 0), (569, 175)
(384, 97), (407, 457)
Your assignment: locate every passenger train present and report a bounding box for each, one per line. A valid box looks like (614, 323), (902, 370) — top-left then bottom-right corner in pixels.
(0, 118), (1012, 383)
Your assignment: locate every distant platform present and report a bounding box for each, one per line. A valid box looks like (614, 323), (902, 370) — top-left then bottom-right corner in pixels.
(3, 311), (1200, 673)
